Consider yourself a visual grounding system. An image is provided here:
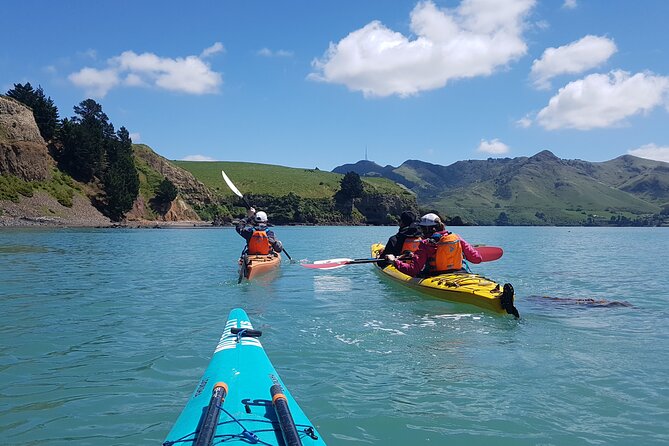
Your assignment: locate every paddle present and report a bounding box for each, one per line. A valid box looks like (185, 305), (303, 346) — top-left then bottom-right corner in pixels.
(301, 258), (385, 270)
(475, 246), (503, 262)
(302, 246), (503, 270)
(238, 255), (247, 284)
(194, 382), (228, 446)
(222, 170), (293, 261)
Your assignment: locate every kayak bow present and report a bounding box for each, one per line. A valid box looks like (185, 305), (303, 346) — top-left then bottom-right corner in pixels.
(163, 308), (326, 445)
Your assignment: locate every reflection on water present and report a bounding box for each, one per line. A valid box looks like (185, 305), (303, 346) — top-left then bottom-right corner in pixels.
(313, 274), (353, 293)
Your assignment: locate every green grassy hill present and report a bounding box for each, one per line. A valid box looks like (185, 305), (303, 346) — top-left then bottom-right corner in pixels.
(173, 160), (409, 199)
(333, 150), (668, 226)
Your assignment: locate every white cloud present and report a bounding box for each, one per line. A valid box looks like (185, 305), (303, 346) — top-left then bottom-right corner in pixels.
(182, 154), (218, 161)
(308, 0), (535, 98)
(68, 44), (223, 97)
(562, 0), (577, 9)
(516, 114), (533, 128)
(201, 42), (225, 58)
(258, 48), (294, 57)
(129, 132), (141, 142)
(68, 67), (120, 97)
(536, 70), (669, 130)
(531, 35), (617, 89)
(477, 138), (510, 154)
(628, 143), (669, 163)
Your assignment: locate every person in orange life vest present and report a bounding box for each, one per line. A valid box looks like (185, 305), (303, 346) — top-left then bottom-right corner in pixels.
(235, 207), (283, 255)
(379, 211), (421, 258)
(384, 213), (481, 277)
(377, 211), (421, 267)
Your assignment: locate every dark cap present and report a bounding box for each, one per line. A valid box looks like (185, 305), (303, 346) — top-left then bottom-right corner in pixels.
(400, 211), (416, 226)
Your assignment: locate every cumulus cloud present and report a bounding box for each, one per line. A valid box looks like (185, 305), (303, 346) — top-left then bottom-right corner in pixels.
(562, 0), (577, 9)
(129, 132), (141, 142)
(308, 0), (535, 97)
(477, 138), (510, 155)
(69, 68), (120, 98)
(531, 35), (617, 89)
(628, 143), (669, 163)
(69, 43), (223, 97)
(182, 154), (218, 161)
(258, 48), (294, 57)
(536, 70), (669, 130)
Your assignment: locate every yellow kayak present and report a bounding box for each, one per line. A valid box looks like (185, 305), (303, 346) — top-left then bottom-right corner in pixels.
(371, 243), (519, 316)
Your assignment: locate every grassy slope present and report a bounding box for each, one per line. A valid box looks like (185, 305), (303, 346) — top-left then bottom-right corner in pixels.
(173, 160), (409, 199)
(431, 169), (660, 225)
(383, 153), (663, 224)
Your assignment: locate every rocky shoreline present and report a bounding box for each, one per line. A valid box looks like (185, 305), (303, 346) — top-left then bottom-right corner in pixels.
(0, 191), (213, 229)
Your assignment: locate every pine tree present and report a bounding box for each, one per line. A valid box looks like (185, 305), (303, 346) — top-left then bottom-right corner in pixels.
(102, 127), (139, 221)
(6, 82), (60, 141)
(60, 99), (112, 181)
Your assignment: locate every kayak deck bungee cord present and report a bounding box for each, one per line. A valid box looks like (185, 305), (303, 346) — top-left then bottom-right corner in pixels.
(163, 308), (326, 445)
(371, 243), (519, 317)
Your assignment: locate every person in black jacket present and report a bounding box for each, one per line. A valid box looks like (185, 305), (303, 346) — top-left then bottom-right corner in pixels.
(379, 211), (420, 259)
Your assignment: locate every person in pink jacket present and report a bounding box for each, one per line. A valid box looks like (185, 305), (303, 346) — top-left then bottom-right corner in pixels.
(385, 213), (482, 277)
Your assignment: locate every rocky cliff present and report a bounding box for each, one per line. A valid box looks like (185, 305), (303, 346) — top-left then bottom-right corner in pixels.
(133, 144), (214, 208)
(0, 96), (51, 181)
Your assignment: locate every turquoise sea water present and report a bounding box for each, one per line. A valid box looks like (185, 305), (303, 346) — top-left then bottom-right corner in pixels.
(1, 226), (668, 445)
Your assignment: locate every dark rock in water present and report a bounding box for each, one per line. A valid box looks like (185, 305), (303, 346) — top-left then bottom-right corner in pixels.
(531, 295), (633, 308)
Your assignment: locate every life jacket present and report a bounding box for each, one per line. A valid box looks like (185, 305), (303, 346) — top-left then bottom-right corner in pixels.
(400, 236), (421, 254)
(427, 232), (463, 272)
(248, 229), (271, 255)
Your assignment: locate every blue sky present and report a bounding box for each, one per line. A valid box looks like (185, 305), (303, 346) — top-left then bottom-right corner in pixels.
(2, 0), (669, 170)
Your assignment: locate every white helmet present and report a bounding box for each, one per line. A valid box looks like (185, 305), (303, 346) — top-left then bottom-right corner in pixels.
(419, 213), (441, 226)
(254, 211), (268, 223)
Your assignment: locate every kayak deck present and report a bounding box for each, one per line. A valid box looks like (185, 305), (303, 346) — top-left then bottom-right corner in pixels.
(371, 243), (518, 316)
(164, 308), (326, 445)
(239, 253), (281, 281)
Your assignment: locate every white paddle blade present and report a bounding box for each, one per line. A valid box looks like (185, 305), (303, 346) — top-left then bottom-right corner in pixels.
(300, 263), (348, 270)
(313, 258), (354, 265)
(221, 170), (244, 198)
(300, 258), (354, 270)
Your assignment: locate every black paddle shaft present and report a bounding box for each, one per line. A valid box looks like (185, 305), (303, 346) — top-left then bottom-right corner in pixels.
(270, 384), (302, 446)
(194, 383), (228, 446)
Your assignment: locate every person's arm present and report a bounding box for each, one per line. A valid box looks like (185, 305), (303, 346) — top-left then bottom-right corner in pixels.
(266, 230), (283, 252)
(381, 235), (399, 257)
(393, 246), (427, 277)
(461, 239), (482, 264)
(235, 218), (248, 235)
(236, 208), (256, 237)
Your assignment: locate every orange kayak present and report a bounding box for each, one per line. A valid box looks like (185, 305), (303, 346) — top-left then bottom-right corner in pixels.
(239, 253), (281, 281)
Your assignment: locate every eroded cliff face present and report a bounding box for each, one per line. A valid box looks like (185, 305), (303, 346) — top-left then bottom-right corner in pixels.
(0, 96), (51, 181)
(133, 145), (214, 207)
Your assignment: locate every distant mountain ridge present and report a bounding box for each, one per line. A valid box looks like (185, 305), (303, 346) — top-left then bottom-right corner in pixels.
(333, 151), (669, 225)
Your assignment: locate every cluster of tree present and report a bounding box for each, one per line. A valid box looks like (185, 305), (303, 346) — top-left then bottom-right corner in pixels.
(234, 192), (348, 225)
(5, 83), (140, 221)
(603, 214), (668, 227)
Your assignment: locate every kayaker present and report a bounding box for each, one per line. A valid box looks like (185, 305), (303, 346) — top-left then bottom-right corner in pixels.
(378, 211), (421, 265)
(385, 212), (481, 277)
(236, 207), (283, 255)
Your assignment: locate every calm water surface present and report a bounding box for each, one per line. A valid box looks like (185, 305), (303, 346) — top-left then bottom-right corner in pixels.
(1, 226), (667, 445)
